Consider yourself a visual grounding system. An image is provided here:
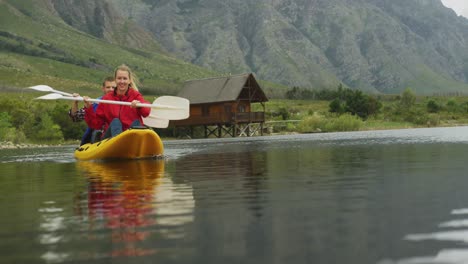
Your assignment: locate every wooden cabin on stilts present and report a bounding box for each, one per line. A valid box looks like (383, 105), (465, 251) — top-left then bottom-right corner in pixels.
(170, 73), (269, 138)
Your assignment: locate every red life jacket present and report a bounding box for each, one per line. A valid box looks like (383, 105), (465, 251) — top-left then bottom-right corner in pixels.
(85, 89), (151, 133)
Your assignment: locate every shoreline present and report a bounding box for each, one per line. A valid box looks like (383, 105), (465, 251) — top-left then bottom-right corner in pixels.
(0, 141), (75, 150)
(3, 124), (468, 149)
(0, 142), (53, 149)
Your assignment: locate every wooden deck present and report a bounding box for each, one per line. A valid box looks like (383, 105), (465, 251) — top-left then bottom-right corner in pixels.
(171, 112), (265, 126)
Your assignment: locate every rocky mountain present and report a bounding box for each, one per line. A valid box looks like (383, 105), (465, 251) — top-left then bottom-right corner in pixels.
(50, 0), (162, 52)
(109, 0), (468, 94)
(2, 0), (468, 94)
(0, 0), (215, 95)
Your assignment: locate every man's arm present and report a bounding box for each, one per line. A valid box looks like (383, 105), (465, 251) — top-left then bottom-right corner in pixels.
(68, 107), (86, 122)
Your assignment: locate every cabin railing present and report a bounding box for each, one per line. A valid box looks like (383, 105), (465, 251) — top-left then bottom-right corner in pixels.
(233, 112), (265, 123)
(171, 112), (265, 126)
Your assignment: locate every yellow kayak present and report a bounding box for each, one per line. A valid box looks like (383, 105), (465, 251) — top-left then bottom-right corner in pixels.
(74, 128), (164, 160)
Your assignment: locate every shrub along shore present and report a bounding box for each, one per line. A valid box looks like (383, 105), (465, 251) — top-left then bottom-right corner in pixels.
(2, 87), (468, 147)
(257, 87), (468, 134)
(0, 141), (50, 149)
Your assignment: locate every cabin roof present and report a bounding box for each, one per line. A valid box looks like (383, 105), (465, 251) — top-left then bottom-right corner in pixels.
(178, 73), (268, 104)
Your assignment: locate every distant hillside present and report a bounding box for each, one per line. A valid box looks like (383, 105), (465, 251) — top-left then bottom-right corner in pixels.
(0, 0), (219, 97)
(1, 0), (468, 96)
(107, 0), (468, 94)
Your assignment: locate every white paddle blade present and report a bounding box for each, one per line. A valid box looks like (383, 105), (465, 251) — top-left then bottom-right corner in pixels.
(29, 85), (73, 96)
(150, 96), (190, 120)
(35, 93), (67, 100)
(29, 85), (54, 92)
(143, 116), (169, 128)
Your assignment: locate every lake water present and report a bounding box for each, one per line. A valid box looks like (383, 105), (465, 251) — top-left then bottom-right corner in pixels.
(2, 126), (468, 264)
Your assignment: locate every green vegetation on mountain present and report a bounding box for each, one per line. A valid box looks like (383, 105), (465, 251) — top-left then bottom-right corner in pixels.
(2, 0), (468, 145)
(108, 0), (468, 94)
(0, 0), (216, 96)
(1, 0), (468, 96)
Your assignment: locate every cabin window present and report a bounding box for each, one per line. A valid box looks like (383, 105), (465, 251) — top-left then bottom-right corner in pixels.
(224, 104), (232, 113)
(238, 104), (246, 113)
(202, 105), (210, 116)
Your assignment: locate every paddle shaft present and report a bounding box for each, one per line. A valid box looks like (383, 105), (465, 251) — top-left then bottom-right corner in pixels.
(63, 96), (170, 128)
(31, 85), (189, 124)
(53, 90), (74, 97)
(59, 96), (179, 109)
(36, 93), (189, 120)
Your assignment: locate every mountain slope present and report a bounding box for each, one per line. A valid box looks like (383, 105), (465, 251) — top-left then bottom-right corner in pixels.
(109, 0), (468, 94)
(0, 0), (216, 96)
(1, 0), (467, 95)
(51, 0), (164, 52)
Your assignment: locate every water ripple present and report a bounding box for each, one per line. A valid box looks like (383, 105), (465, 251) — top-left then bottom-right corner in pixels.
(382, 207), (468, 264)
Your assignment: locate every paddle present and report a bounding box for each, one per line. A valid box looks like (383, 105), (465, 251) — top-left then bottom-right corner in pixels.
(36, 93), (190, 121)
(28, 85), (74, 97)
(29, 85), (186, 128)
(28, 85), (177, 128)
(142, 116), (169, 128)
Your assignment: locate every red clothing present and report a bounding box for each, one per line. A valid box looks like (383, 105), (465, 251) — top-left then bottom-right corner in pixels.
(85, 89), (150, 133)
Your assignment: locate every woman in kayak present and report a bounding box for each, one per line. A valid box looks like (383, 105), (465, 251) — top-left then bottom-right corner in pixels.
(83, 64), (151, 139)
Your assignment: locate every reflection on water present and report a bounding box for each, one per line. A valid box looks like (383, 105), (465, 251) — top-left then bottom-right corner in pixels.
(164, 126), (468, 153)
(0, 146), (75, 163)
(382, 208), (468, 264)
(80, 160), (164, 258)
(172, 149), (270, 260)
(167, 128), (468, 264)
(5, 127), (468, 264)
(37, 160), (195, 263)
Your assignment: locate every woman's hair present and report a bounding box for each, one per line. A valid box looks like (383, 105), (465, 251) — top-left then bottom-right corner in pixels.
(114, 64), (139, 91)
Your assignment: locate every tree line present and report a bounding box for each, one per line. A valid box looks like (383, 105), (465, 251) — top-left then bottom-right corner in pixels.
(2, 86), (468, 144)
(285, 85), (468, 125)
(286, 84), (382, 119)
(0, 95), (86, 144)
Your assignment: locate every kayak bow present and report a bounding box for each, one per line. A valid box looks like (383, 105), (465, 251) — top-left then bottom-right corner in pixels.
(74, 127), (164, 160)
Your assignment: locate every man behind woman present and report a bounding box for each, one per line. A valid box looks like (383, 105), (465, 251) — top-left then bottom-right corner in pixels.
(69, 76), (116, 145)
(84, 64), (151, 140)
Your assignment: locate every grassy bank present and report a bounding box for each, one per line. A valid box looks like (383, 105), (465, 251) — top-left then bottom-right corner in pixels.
(260, 95), (468, 134)
(2, 90), (468, 146)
